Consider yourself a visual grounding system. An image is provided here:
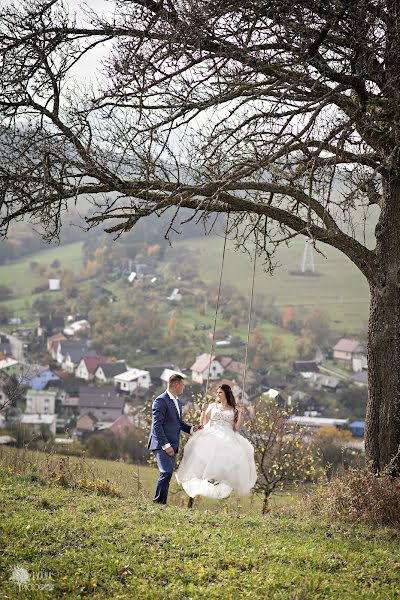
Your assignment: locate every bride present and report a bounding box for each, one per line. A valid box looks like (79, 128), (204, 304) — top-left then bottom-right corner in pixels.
(175, 383), (257, 499)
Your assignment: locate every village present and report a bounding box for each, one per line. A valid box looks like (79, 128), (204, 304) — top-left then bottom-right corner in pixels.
(0, 308), (367, 460)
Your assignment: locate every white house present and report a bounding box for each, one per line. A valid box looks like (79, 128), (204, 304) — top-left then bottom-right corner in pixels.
(63, 319), (91, 337)
(75, 356), (110, 381)
(25, 389), (58, 414)
(352, 354), (368, 373)
(160, 368), (186, 386)
(190, 354), (224, 384)
(114, 369), (151, 393)
(21, 413), (57, 435)
(94, 362), (128, 383)
(333, 338), (363, 362)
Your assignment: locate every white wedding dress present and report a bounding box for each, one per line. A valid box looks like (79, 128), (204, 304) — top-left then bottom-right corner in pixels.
(175, 402), (257, 499)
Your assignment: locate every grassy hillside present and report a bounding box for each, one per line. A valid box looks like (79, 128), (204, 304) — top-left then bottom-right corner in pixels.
(0, 240), (85, 293)
(169, 236), (371, 334)
(0, 449), (399, 599)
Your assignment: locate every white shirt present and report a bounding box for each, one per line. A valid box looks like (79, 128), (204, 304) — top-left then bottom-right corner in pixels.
(162, 390), (193, 450)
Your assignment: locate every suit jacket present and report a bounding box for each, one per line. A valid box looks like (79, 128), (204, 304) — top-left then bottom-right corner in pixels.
(147, 391), (192, 451)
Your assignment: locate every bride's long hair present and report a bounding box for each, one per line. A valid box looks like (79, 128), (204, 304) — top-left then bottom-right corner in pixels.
(219, 384), (239, 424)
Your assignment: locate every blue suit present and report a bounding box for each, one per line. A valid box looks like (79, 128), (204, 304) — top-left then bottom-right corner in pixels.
(148, 391), (192, 504)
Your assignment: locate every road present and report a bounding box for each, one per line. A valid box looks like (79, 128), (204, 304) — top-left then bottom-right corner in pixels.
(0, 331), (25, 362)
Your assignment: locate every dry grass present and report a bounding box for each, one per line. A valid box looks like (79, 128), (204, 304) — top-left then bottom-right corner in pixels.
(305, 467), (400, 528)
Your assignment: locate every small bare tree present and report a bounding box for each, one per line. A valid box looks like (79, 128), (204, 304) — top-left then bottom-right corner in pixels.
(245, 399), (318, 514)
(1, 0), (400, 473)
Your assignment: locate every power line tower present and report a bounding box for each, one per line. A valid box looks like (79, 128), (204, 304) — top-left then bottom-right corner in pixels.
(301, 240), (316, 274)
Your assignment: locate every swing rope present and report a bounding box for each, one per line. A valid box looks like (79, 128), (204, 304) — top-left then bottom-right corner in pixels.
(241, 231), (258, 403)
(201, 220), (258, 421)
(203, 214), (230, 406)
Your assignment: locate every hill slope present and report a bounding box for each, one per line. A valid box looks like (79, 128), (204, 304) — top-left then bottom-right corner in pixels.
(1, 469), (399, 599)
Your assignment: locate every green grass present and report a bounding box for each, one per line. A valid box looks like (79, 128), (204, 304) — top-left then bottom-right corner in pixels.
(0, 240), (84, 293)
(169, 236), (371, 335)
(0, 450), (399, 599)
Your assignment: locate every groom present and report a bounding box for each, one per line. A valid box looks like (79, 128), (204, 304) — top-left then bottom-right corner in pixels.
(148, 373), (202, 504)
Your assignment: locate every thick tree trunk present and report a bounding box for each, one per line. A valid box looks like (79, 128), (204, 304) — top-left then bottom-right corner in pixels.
(365, 178), (400, 475)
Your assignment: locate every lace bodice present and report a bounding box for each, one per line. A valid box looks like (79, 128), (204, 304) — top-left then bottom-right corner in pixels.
(208, 403), (235, 429)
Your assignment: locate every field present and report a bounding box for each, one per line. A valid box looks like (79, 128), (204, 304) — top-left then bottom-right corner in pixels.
(0, 447), (399, 599)
(169, 235), (371, 335)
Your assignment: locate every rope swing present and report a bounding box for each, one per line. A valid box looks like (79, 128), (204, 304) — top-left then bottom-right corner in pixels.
(201, 220), (258, 421)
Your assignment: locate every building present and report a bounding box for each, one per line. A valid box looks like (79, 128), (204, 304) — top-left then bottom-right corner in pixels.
(219, 357), (257, 384)
(37, 315), (65, 337)
(0, 356), (20, 375)
(0, 334), (12, 356)
(75, 356), (111, 381)
(20, 367), (60, 391)
(333, 338), (364, 362)
(94, 362), (128, 383)
(20, 413), (56, 435)
(262, 388), (287, 408)
(114, 369), (151, 394)
(109, 415), (135, 434)
(190, 354), (224, 384)
(349, 421), (365, 437)
(25, 389), (58, 414)
(352, 354), (368, 373)
(160, 368), (186, 387)
(56, 340), (96, 372)
(78, 386), (125, 422)
(287, 416), (349, 429)
(63, 319), (91, 337)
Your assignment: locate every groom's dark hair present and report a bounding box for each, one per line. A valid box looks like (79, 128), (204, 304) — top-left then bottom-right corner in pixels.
(168, 373), (185, 386)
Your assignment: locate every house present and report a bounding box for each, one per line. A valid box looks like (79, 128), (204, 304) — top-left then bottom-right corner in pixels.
(20, 366), (60, 391)
(287, 416), (349, 430)
(109, 414), (134, 434)
(94, 362), (128, 383)
(292, 360), (319, 374)
(219, 357), (257, 384)
(349, 420), (365, 437)
(25, 389), (58, 414)
(75, 412), (99, 439)
(262, 388), (287, 408)
(75, 356), (111, 381)
(37, 315), (65, 337)
(114, 369), (151, 394)
(352, 354), (368, 373)
(56, 340), (96, 372)
(0, 334), (12, 356)
(333, 338), (363, 362)
(63, 319), (91, 337)
(54, 376), (86, 426)
(20, 413), (56, 435)
(307, 373), (340, 392)
(190, 354), (224, 384)
(0, 356), (20, 376)
(146, 364), (181, 388)
(78, 386), (125, 422)
(160, 368), (186, 387)
(47, 333), (66, 358)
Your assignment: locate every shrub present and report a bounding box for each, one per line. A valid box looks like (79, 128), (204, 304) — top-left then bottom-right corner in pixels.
(305, 468), (400, 528)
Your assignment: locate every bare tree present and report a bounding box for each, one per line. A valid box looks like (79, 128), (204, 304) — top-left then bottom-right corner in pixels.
(1, 1), (400, 473)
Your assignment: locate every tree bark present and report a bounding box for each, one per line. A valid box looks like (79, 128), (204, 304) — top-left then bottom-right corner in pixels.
(365, 177), (400, 475)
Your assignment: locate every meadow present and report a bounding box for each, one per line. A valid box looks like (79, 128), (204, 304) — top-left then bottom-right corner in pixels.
(169, 235), (371, 335)
(1, 447), (399, 599)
